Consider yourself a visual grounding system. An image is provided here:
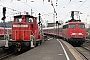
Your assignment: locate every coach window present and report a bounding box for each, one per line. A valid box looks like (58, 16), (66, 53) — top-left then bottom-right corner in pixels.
(69, 24), (76, 28)
(2, 29), (7, 34)
(16, 18), (19, 22)
(78, 24), (84, 28)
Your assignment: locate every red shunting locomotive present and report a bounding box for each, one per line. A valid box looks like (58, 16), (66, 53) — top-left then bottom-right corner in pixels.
(6, 14), (43, 51)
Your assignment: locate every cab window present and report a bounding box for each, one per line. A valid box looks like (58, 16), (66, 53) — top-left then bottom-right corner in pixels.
(69, 24), (76, 28)
(78, 24), (84, 28)
(26, 17), (33, 22)
(16, 18), (22, 22)
(26, 17), (29, 22)
(29, 18), (33, 22)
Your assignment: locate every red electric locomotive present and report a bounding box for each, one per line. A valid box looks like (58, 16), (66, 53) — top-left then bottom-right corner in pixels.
(43, 11), (86, 46)
(61, 21), (86, 45)
(43, 21), (86, 46)
(6, 14), (43, 51)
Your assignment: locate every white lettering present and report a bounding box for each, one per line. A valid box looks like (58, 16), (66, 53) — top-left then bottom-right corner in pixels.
(13, 25), (28, 27)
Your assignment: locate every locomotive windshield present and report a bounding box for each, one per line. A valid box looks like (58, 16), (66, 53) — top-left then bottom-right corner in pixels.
(16, 18), (22, 22)
(69, 24), (76, 28)
(78, 24), (84, 28)
(26, 17), (33, 22)
(29, 18), (33, 22)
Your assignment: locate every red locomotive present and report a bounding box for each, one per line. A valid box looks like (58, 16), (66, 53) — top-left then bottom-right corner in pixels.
(5, 14), (44, 51)
(62, 22), (86, 45)
(43, 11), (86, 46)
(43, 21), (86, 46)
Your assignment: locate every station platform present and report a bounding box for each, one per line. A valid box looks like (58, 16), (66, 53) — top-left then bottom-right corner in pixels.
(10, 38), (83, 60)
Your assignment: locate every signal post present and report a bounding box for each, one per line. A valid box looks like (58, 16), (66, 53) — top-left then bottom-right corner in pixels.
(1, 7), (6, 40)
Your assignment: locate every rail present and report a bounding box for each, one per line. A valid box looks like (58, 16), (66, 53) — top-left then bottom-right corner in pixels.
(75, 46), (90, 60)
(74, 39), (90, 60)
(0, 49), (16, 60)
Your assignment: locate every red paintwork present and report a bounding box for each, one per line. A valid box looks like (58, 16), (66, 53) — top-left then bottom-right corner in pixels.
(12, 15), (42, 41)
(64, 22), (86, 38)
(43, 22), (86, 40)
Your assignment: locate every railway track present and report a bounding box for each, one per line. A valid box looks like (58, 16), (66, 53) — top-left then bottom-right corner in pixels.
(0, 49), (17, 60)
(0, 49), (31, 60)
(0, 46), (35, 60)
(75, 40), (90, 60)
(75, 47), (90, 60)
(0, 52), (16, 60)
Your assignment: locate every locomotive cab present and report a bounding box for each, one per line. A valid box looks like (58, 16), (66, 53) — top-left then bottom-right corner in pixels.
(68, 22), (86, 39)
(62, 21), (86, 46)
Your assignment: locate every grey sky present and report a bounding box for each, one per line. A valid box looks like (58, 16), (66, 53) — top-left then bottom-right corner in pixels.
(0, 0), (90, 25)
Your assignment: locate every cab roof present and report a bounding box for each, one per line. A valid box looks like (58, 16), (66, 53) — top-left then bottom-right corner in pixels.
(14, 15), (34, 18)
(68, 22), (84, 24)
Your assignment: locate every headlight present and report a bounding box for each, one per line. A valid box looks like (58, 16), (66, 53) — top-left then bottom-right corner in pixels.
(78, 33), (83, 35)
(71, 33), (76, 35)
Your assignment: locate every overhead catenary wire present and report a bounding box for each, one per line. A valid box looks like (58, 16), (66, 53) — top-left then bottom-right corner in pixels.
(0, 5), (21, 13)
(59, 0), (71, 22)
(79, 5), (90, 11)
(0, 0), (40, 13)
(61, 12), (70, 21)
(20, 0), (39, 12)
(76, 0), (88, 10)
(0, 0), (41, 16)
